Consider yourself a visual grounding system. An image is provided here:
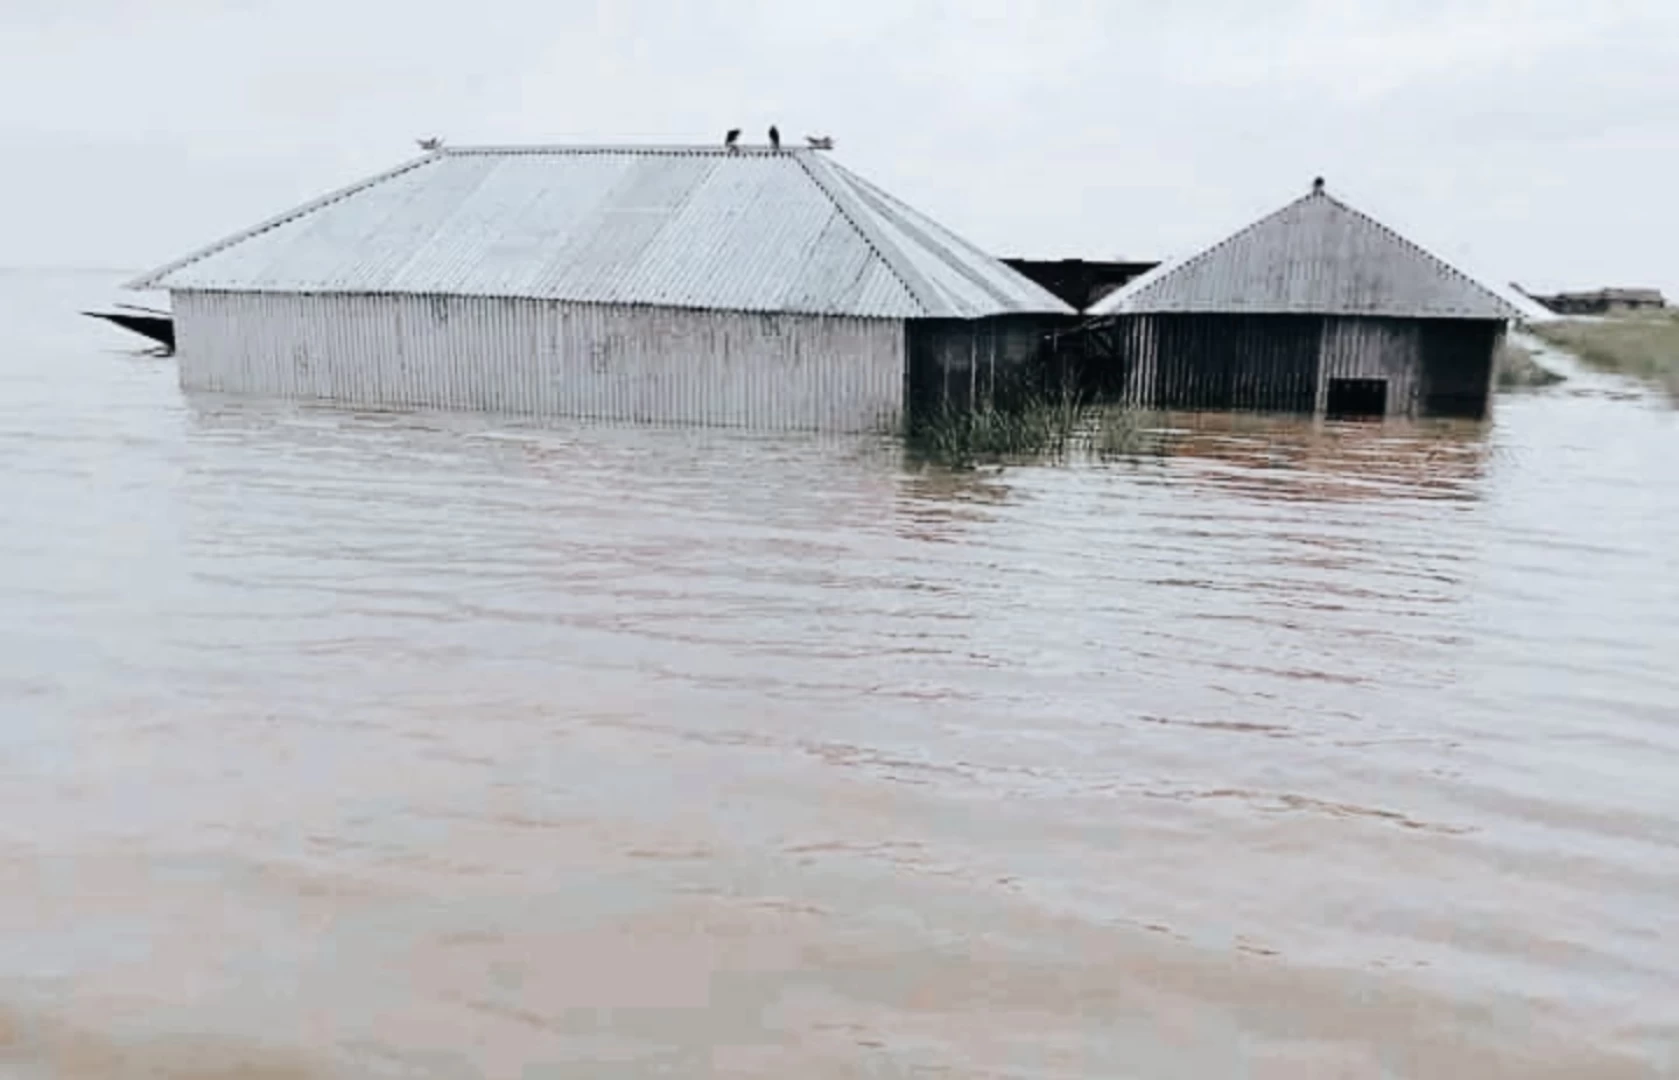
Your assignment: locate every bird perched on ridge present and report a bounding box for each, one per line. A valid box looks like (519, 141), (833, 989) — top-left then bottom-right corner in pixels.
(804, 135), (834, 150)
(724, 128), (741, 151)
(416, 136), (444, 151)
(768, 125), (781, 151)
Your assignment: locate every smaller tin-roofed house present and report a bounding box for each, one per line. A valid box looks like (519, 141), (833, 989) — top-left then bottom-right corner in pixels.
(128, 145), (1073, 433)
(1085, 179), (1526, 420)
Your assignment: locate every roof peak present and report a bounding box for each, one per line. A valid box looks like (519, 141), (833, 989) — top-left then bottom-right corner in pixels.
(1089, 183), (1524, 320)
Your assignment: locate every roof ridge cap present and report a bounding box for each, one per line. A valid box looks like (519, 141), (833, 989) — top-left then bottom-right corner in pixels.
(828, 166), (1073, 314)
(791, 153), (941, 315)
(441, 143), (818, 156)
(829, 164), (1067, 314)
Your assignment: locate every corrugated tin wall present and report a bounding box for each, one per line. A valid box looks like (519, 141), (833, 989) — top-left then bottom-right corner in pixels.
(1417, 319), (1501, 419)
(1316, 317), (1423, 417)
(1098, 313), (1499, 419)
(1114, 314), (1320, 413)
(171, 291), (906, 432)
(905, 315), (1067, 414)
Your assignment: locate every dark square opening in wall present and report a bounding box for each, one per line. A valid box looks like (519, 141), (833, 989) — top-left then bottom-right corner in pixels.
(1326, 378), (1388, 419)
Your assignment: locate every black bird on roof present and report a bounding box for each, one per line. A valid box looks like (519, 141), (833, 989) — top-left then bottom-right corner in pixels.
(1312, 176), (1326, 195)
(768, 125), (780, 151)
(724, 128), (741, 151)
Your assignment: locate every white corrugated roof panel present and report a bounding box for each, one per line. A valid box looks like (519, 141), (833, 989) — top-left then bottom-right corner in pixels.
(129, 146), (1071, 320)
(827, 165), (1063, 318)
(1089, 185), (1525, 320)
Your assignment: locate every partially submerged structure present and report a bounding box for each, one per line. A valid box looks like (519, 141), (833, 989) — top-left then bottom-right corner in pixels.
(81, 303), (175, 352)
(128, 146), (1073, 432)
(1078, 180), (1526, 420)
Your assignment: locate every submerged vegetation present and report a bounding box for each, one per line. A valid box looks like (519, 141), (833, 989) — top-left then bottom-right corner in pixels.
(906, 392), (1155, 467)
(1529, 312), (1679, 396)
(1494, 336), (1566, 389)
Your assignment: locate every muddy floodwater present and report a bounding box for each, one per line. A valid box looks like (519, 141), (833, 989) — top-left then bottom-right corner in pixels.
(3, 270), (1678, 1078)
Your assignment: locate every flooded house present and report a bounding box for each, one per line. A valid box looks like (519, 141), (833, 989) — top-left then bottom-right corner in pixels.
(1077, 180), (1527, 420)
(126, 144), (1073, 433)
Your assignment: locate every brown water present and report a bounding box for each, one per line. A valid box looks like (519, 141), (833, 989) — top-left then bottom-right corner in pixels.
(3, 270), (1677, 1078)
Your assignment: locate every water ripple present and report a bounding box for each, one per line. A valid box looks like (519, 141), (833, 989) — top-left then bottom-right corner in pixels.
(3, 271), (1678, 1077)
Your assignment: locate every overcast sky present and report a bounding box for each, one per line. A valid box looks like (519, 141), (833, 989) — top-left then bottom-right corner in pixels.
(2, 0), (1674, 296)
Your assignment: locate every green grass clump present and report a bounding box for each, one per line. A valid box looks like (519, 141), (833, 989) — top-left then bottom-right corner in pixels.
(906, 392), (1152, 467)
(1529, 311), (1679, 396)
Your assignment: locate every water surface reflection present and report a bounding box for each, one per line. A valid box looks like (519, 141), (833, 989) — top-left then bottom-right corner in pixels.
(2, 271), (1677, 1078)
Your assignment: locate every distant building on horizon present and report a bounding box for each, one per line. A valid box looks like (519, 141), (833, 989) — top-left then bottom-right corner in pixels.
(128, 144), (1074, 433)
(1074, 180), (1527, 421)
(1518, 286), (1667, 316)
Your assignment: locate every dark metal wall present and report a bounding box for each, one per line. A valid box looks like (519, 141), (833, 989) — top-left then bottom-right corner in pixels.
(1317, 317), (1423, 416)
(1051, 314), (1504, 419)
(1418, 319), (1501, 419)
(1149, 314), (1321, 412)
(904, 315), (1073, 415)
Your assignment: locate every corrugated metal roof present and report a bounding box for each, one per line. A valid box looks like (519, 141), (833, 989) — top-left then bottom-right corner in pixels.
(1089, 185), (1525, 320)
(127, 146), (1072, 320)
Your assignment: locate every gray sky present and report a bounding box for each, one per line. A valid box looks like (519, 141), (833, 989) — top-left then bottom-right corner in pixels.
(3, 0), (1675, 296)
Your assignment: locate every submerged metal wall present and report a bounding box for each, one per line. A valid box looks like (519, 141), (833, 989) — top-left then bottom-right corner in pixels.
(1417, 319), (1501, 419)
(171, 291), (906, 432)
(1107, 314), (1319, 413)
(904, 315), (1069, 414)
(1094, 313), (1501, 419)
(1316, 317), (1423, 416)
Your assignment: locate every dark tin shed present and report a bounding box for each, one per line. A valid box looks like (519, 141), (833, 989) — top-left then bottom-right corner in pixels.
(1082, 180), (1527, 420)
